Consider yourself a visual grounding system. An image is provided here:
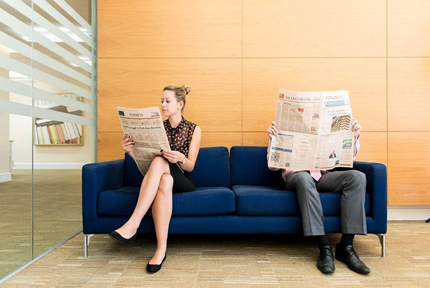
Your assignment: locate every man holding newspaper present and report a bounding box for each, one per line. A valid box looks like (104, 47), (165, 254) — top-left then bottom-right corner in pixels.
(267, 90), (370, 275)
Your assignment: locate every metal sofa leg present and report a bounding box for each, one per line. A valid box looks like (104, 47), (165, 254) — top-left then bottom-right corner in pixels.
(84, 234), (94, 258)
(376, 234), (386, 257)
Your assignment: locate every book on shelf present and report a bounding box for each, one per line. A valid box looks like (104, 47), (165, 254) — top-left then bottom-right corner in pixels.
(56, 124), (66, 144)
(41, 126), (50, 144)
(66, 122), (77, 144)
(61, 123), (70, 144)
(46, 125), (53, 144)
(35, 126), (43, 144)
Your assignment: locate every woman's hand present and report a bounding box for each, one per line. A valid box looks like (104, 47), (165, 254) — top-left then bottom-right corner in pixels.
(121, 134), (134, 153)
(162, 150), (185, 164)
(267, 121), (278, 139)
(351, 118), (361, 140)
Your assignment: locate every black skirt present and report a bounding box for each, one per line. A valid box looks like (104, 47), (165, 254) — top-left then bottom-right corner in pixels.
(168, 162), (195, 193)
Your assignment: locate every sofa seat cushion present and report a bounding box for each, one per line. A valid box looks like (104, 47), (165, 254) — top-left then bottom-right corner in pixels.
(98, 186), (236, 217)
(233, 185), (370, 216)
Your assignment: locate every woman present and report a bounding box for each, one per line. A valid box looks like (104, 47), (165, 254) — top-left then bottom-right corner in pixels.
(109, 85), (202, 273)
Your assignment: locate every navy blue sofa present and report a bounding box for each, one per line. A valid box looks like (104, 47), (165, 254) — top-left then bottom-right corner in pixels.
(82, 146), (387, 257)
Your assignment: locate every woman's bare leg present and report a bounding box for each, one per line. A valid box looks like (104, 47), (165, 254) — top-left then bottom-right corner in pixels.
(115, 157), (170, 238)
(148, 173), (173, 264)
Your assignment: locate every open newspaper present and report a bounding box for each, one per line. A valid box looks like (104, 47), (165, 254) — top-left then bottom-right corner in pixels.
(117, 107), (171, 176)
(268, 89), (355, 171)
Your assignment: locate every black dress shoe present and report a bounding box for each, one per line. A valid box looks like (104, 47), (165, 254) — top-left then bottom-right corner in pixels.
(335, 243), (370, 274)
(146, 255), (166, 274)
(317, 245), (335, 274)
(108, 230), (137, 244)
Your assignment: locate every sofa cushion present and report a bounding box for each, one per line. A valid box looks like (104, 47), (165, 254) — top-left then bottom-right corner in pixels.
(233, 185), (299, 216)
(123, 153), (144, 188)
(193, 147), (230, 188)
(230, 146), (284, 188)
(233, 185), (370, 216)
(98, 186), (236, 217)
(123, 147), (230, 188)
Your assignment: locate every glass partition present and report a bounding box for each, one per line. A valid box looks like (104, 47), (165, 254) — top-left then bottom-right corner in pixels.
(0, 0), (97, 280)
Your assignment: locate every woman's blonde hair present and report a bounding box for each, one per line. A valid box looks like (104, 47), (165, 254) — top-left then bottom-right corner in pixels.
(163, 85), (191, 111)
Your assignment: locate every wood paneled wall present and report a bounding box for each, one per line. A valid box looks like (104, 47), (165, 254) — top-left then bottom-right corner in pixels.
(98, 0), (430, 206)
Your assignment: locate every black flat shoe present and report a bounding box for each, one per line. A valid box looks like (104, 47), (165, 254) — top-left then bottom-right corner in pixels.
(108, 230), (137, 244)
(317, 245), (335, 274)
(146, 255), (166, 274)
(335, 243), (370, 274)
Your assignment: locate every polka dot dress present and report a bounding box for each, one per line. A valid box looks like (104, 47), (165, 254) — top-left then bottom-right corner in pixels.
(164, 116), (197, 157)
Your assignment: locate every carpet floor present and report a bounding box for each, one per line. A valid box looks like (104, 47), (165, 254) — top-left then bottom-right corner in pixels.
(0, 169), (82, 279)
(2, 221), (430, 287)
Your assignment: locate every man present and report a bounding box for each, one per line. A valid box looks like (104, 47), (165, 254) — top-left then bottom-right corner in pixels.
(267, 119), (370, 274)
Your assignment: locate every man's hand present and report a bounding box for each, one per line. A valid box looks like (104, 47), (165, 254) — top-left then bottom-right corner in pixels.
(267, 121), (278, 140)
(351, 118), (361, 140)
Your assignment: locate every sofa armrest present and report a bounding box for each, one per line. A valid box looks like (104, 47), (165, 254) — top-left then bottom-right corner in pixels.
(82, 159), (124, 231)
(353, 161), (387, 233)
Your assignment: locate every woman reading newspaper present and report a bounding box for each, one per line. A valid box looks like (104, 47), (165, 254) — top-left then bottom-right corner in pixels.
(109, 85), (201, 273)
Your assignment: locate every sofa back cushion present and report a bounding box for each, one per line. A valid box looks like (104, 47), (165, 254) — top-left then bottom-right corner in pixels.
(230, 146), (284, 188)
(123, 153), (144, 187)
(193, 146), (230, 188)
(123, 147), (230, 188)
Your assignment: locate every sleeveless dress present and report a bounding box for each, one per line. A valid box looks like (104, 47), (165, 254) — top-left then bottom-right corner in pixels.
(163, 116), (197, 193)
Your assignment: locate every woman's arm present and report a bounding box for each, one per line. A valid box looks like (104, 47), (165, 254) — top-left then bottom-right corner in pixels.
(180, 126), (201, 172)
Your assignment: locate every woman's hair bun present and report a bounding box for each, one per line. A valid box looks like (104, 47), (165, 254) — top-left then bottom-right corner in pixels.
(181, 85), (191, 95)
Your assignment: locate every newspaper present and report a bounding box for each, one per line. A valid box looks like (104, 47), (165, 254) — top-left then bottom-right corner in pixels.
(268, 89), (355, 171)
(117, 106), (171, 176)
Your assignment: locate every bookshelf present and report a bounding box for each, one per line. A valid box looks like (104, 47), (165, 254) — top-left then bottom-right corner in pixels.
(34, 94), (83, 146)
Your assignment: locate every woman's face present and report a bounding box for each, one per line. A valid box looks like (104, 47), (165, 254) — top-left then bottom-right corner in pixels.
(161, 90), (182, 117)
